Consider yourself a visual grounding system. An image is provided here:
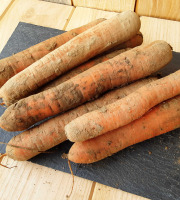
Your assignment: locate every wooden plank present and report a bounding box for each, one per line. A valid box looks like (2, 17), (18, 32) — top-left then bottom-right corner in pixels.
(92, 183), (149, 200)
(40, 0), (72, 5)
(1, 2), (179, 199)
(0, 156), (93, 200)
(140, 16), (180, 52)
(0, 0), (73, 53)
(0, 0), (14, 18)
(20, 0), (73, 29)
(136, 0), (180, 21)
(66, 6), (117, 31)
(72, 0), (135, 12)
(0, 157), (148, 200)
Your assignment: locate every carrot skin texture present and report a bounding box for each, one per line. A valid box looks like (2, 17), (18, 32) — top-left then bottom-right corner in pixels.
(5, 78), (157, 161)
(40, 32), (143, 92)
(0, 18), (105, 88)
(0, 41), (172, 131)
(120, 31), (143, 48)
(105, 32), (143, 54)
(0, 11), (141, 106)
(40, 49), (130, 91)
(39, 32), (143, 92)
(65, 70), (180, 142)
(68, 95), (180, 164)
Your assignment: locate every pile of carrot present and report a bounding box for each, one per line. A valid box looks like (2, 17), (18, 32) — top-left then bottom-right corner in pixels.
(6, 77), (157, 161)
(0, 10), (179, 165)
(0, 11), (141, 106)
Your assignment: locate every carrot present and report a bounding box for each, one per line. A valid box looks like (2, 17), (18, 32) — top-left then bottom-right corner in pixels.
(118, 31), (143, 49)
(0, 18), (106, 88)
(0, 40), (172, 132)
(0, 11), (141, 106)
(104, 31), (143, 54)
(38, 31), (143, 92)
(6, 78), (157, 161)
(65, 70), (180, 142)
(39, 49), (130, 91)
(68, 95), (180, 164)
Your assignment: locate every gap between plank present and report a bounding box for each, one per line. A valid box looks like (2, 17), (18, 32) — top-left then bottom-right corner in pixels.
(88, 181), (96, 200)
(0, 0), (16, 21)
(63, 6), (75, 30)
(134, 0), (138, 12)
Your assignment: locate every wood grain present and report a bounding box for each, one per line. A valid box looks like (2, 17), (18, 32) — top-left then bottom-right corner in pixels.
(0, 0), (73, 53)
(0, 1), (180, 199)
(136, 0), (180, 21)
(0, 0), (14, 18)
(72, 0), (135, 12)
(140, 16), (180, 52)
(92, 183), (149, 200)
(40, 0), (72, 5)
(66, 6), (117, 31)
(20, 0), (73, 29)
(0, 156), (148, 200)
(0, 156), (93, 200)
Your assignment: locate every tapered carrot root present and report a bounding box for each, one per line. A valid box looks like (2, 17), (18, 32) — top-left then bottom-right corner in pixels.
(0, 40), (172, 131)
(65, 70), (180, 142)
(68, 95), (180, 163)
(5, 78), (157, 161)
(0, 11), (141, 106)
(0, 18), (106, 88)
(40, 49), (130, 91)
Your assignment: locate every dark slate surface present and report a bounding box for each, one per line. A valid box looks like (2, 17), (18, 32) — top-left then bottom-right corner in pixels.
(0, 22), (65, 59)
(0, 22), (180, 200)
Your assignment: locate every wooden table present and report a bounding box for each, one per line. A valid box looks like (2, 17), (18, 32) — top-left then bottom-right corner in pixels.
(0, 0), (179, 199)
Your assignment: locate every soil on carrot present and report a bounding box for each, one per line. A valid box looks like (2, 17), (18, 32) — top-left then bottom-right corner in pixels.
(46, 42), (57, 51)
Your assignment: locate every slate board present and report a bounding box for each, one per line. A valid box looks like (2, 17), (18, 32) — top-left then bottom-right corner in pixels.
(0, 22), (180, 200)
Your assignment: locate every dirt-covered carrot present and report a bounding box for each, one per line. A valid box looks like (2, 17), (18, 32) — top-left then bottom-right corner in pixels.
(0, 40), (172, 131)
(0, 18), (106, 88)
(40, 49), (130, 91)
(68, 95), (180, 163)
(105, 31), (143, 54)
(118, 31), (143, 49)
(0, 11), (141, 106)
(65, 70), (180, 142)
(6, 78), (157, 161)
(37, 32), (143, 92)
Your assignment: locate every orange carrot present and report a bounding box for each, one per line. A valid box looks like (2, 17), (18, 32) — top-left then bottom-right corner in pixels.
(118, 31), (143, 49)
(0, 41), (172, 132)
(40, 49), (130, 91)
(104, 31), (143, 54)
(6, 78), (157, 161)
(0, 18), (105, 88)
(68, 95), (180, 163)
(0, 11), (141, 106)
(65, 70), (180, 142)
(36, 32), (143, 92)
